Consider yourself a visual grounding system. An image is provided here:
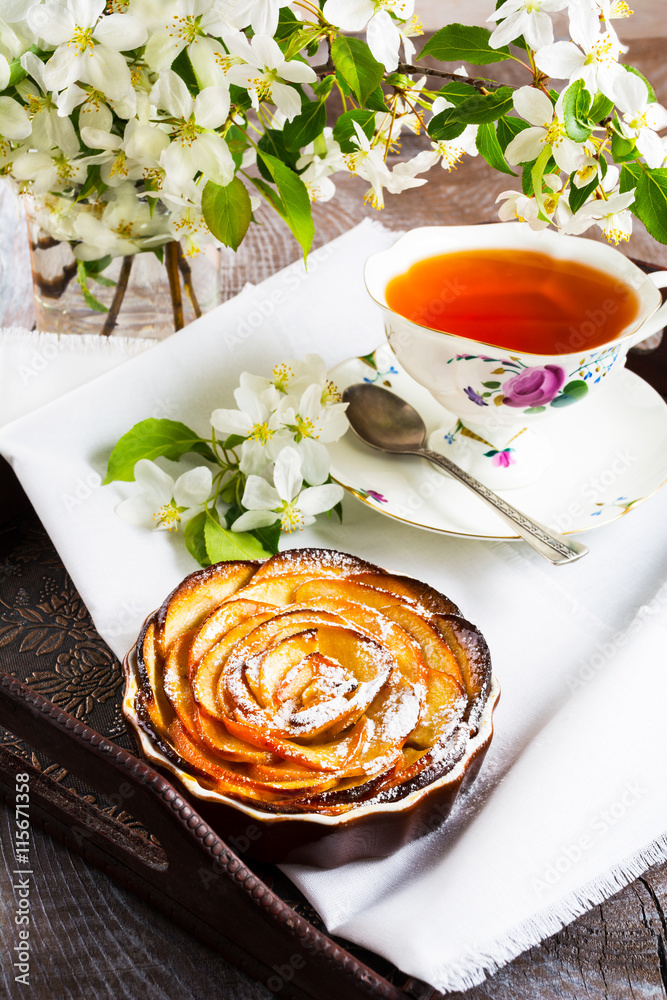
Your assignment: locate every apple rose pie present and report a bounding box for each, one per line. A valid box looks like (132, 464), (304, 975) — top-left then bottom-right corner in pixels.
(124, 548), (494, 818)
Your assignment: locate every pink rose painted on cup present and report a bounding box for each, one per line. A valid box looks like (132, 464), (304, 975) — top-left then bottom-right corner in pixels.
(502, 365), (566, 408)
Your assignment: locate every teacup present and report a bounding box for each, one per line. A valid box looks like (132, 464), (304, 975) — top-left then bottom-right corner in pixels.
(364, 224), (667, 488)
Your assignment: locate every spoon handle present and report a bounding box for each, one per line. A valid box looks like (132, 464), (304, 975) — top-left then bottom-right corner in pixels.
(417, 448), (588, 565)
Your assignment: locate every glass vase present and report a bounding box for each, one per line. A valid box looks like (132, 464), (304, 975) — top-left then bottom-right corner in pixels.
(26, 213), (222, 340)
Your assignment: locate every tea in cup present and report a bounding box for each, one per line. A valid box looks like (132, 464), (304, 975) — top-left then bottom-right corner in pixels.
(364, 224), (667, 487)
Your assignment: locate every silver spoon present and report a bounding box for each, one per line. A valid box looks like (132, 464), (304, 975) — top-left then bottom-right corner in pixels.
(342, 383), (587, 566)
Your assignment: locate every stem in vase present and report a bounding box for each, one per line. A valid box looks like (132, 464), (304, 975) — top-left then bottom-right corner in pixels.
(177, 244), (202, 318)
(165, 241), (184, 330)
(101, 255), (134, 337)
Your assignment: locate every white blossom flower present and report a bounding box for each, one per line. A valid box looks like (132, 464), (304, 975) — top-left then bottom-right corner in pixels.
(613, 72), (667, 169)
(116, 459), (213, 531)
(216, 0), (296, 36)
(232, 447), (343, 533)
(223, 31), (316, 122)
(296, 128), (346, 203)
(12, 147), (90, 193)
(0, 94), (31, 141)
(151, 70), (233, 187)
(488, 0), (570, 51)
(560, 182), (635, 244)
(211, 383), (291, 477)
(277, 382), (349, 484)
(534, 25), (626, 101)
(144, 0), (229, 73)
(496, 173), (563, 230)
(504, 87), (586, 173)
(15, 53), (79, 156)
(72, 182), (172, 258)
(422, 96), (479, 172)
(26, 0), (147, 103)
(323, 0), (414, 70)
(344, 120), (395, 209)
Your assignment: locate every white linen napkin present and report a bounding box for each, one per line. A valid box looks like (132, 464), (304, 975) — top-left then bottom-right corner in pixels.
(0, 219), (666, 995)
(0, 329), (155, 427)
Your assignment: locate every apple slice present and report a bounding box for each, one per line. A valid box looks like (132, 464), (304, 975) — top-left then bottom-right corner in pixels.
(294, 577), (410, 613)
(188, 598), (276, 680)
(433, 614), (492, 707)
(232, 573), (316, 607)
(381, 604), (463, 685)
(349, 573), (460, 616)
(406, 669), (467, 750)
(136, 618), (174, 733)
(193, 611), (275, 717)
(195, 708), (274, 764)
(156, 561), (259, 656)
(250, 548), (379, 581)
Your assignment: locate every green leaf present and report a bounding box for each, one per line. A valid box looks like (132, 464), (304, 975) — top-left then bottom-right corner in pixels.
(283, 26), (323, 61)
(631, 168), (667, 244)
(172, 46), (198, 90)
(589, 93), (614, 124)
(76, 261), (107, 313)
(365, 85), (389, 112)
(205, 514), (271, 563)
(497, 114), (530, 151)
(220, 433), (246, 450)
(184, 511), (210, 567)
(619, 161), (642, 193)
(481, 380), (501, 388)
(611, 130), (637, 163)
(104, 419), (216, 483)
(476, 122), (515, 175)
(568, 170), (601, 214)
(275, 6), (300, 40)
(282, 100), (327, 151)
(333, 109), (377, 152)
(418, 23), (511, 64)
(427, 116), (467, 142)
(430, 87), (515, 134)
(76, 164), (106, 203)
(312, 74), (336, 99)
(530, 145), (554, 220)
(331, 36), (384, 105)
(251, 520), (281, 556)
(624, 65), (656, 103)
(201, 177), (252, 251)
(8, 58), (27, 87)
(524, 406), (546, 414)
(256, 151), (314, 260)
(435, 81), (478, 106)
(562, 79), (593, 143)
(257, 128), (299, 179)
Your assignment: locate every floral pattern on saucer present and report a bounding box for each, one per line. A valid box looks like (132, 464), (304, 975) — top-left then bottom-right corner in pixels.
(448, 345), (622, 416)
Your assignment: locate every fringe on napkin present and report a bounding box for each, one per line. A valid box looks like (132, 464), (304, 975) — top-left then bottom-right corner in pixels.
(0, 327), (157, 356)
(434, 832), (667, 993)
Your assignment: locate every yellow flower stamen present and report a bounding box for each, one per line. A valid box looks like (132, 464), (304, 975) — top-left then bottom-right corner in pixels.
(295, 414), (316, 439)
(321, 380), (341, 404)
(249, 422), (274, 445)
(69, 26), (95, 55)
(272, 363), (293, 392)
(110, 151), (128, 178)
(280, 502), (305, 533)
(170, 14), (201, 46)
(171, 115), (202, 146)
(154, 501), (183, 531)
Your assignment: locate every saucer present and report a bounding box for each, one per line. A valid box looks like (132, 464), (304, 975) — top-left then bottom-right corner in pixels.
(328, 344), (667, 540)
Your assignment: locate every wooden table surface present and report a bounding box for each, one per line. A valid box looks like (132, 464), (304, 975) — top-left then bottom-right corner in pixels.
(1, 30), (667, 1000)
